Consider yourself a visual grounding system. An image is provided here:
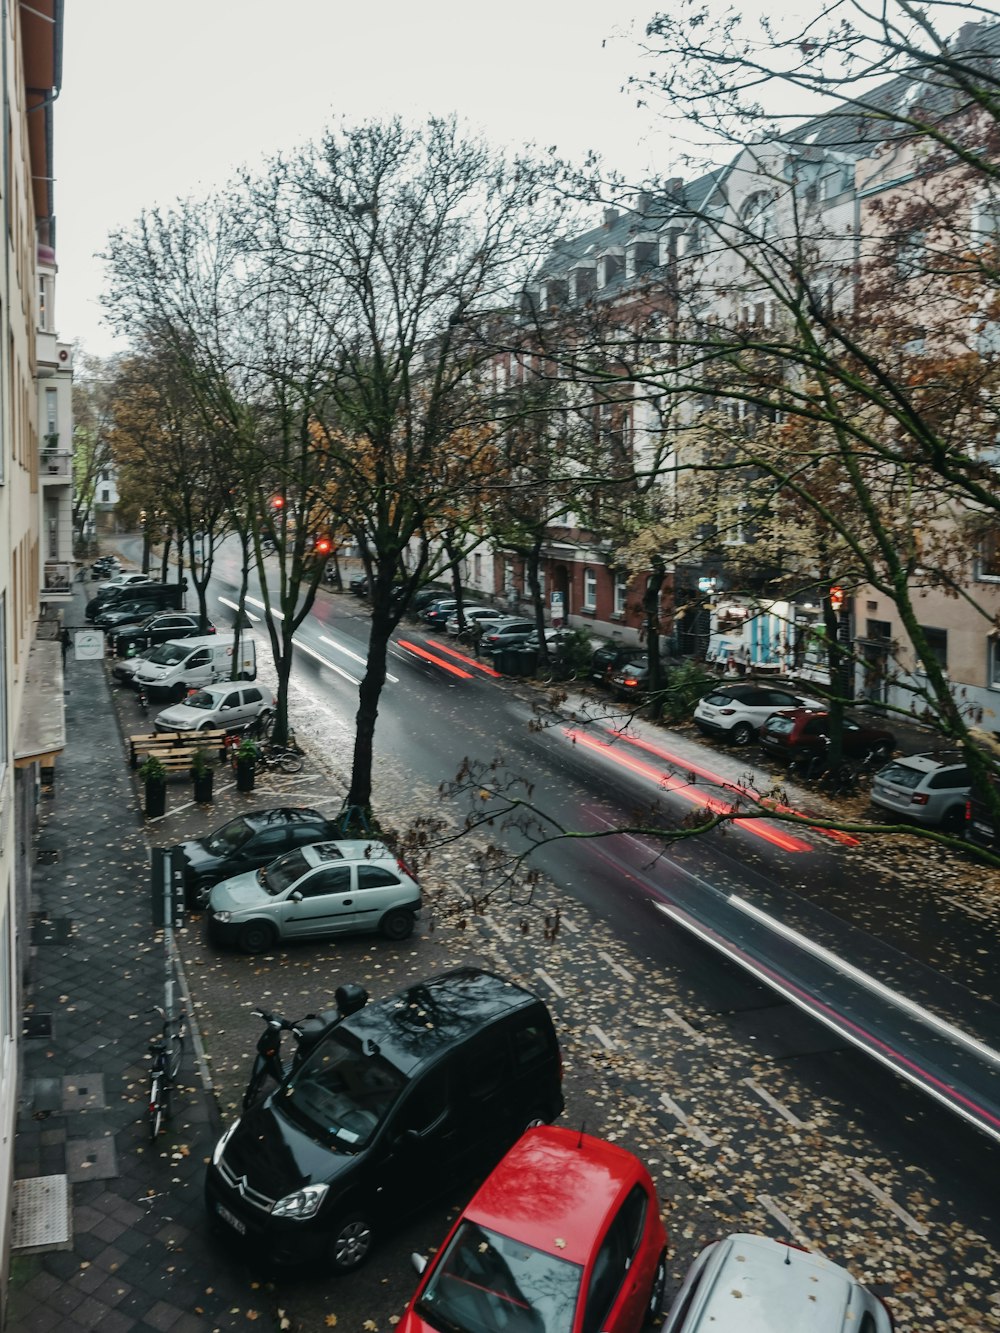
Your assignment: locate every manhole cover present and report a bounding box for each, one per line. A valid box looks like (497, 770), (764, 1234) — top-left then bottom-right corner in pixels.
(22, 1013), (53, 1039)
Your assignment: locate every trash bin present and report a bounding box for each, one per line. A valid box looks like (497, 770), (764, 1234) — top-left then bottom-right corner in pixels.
(497, 647), (521, 676)
(516, 647), (539, 676)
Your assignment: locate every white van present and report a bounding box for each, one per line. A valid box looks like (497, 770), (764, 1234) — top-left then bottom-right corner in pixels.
(133, 634), (257, 700)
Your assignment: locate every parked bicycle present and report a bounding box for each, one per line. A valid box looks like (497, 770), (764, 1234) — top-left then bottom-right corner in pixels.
(147, 1005), (186, 1141)
(242, 985), (368, 1111)
(226, 737), (304, 774)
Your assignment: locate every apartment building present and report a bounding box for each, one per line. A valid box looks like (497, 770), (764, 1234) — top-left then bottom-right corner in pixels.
(1, 0), (66, 1316)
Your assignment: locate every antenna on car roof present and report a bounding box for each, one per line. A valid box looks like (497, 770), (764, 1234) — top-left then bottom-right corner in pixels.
(576, 1121), (586, 1148)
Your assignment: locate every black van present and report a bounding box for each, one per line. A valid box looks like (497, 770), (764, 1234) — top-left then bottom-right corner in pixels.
(205, 968), (564, 1271)
(85, 580), (184, 620)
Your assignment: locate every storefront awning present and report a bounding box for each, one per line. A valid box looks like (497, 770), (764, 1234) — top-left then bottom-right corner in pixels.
(14, 639), (65, 766)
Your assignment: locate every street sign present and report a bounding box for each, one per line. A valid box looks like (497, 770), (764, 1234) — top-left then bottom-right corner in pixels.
(73, 629), (104, 660)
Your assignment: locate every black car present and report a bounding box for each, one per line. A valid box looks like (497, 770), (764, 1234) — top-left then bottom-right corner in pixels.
(591, 641), (643, 685)
(348, 573), (369, 597)
(480, 617), (536, 655)
(205, 968), (564, 1271)
(111, 612), (213, 658)
(95, 595), (177, 630)
(608, 653), (651, 700)
(176, 807), (339, 908)
(420, 598), (458, 629)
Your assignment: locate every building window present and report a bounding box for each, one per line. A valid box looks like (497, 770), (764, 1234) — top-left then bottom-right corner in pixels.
(989, 638), (1000, 690)
(46, 387), (57, 436)
(917, 627), (947, 671)
(473, 553), (482, 582)
(101, 488), (110, 503)
(583, 567), (597, 611)
(977, 531), (1000, 581)
(613, 572), (627, 616)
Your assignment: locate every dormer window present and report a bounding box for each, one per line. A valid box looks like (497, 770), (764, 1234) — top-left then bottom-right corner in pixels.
(597, 251), (623, 287)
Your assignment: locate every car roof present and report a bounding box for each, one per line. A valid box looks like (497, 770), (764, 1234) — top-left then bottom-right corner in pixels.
(488, 617), (534, 630)
(238, 807), (326, 832)
(464, 1126), (646, 1266)
(887, 751), (965, 773)
(298, 839), (392, 866)
(682, 1233), (864, 1331)
(337, 968), (543, 1076)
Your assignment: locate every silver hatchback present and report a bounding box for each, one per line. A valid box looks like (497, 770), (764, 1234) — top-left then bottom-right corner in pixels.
(869, 750), (970, 831)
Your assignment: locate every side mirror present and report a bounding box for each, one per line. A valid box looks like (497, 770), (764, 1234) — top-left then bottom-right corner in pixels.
(411, 1252), (427, 1276)
(289, 890), (303, 903)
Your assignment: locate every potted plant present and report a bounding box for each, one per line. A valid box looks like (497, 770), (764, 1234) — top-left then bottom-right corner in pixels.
(234, 737), (258, 793)
(191, 748), (214, 804)
(139, 754), (167, 819)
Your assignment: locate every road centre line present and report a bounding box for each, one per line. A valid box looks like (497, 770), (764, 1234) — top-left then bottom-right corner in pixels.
(758, 1194), (816, 1249)
(292, 637), (362, 685)
(597, 951), (634, 982)
(483, 914), (511, 944)
(942, 893), (989, 920)
(742, 1077), (807, 1126)
(218, 595), (259, 622)
(534, 968), (566, 998)
(318, 633), (380, 674)
(245, 594), (283, 620)
(732, 896), (1000, 1070)
(847, 1168), (929, 1235)
(658, 1092), (717, 1148)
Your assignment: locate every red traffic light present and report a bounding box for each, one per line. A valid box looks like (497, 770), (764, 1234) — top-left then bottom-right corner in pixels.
(315, 537), (332, 555)
(270, 495), (285, 510)
(829, 585), (844, 611)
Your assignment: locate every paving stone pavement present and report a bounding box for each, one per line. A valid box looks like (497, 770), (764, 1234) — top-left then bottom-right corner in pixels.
(9, 581), (276, 1333)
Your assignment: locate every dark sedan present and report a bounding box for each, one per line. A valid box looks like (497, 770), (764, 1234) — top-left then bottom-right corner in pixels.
(481, 617), (537, 654)
(95, 596), (174, 630)
(176, 807), (339, 908)
(608, 653), (651, 700)
(111, 612), (213, 658)
(758, 708), (896, 763)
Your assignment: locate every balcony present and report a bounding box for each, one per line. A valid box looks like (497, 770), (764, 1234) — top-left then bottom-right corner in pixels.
(42, 562), (74, 601)
(40, 445), (72, 480)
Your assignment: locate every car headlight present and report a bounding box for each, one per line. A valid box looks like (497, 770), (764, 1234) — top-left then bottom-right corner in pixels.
(271, 1183), (328, 1220)
(212, 1118), (241, 1165)
(212, 910), (232, 923)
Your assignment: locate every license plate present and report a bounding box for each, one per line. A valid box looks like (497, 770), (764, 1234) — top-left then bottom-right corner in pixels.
(216, 1202), (246, 1235)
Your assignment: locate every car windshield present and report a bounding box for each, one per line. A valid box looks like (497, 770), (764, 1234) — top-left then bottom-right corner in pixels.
(878, 762), (924, 790)
(204, 817), (254, 856)
(280, 1028), (407, 1148)
(415, 1220), (582, 1333)
(184, 691), (216, 711)
(259, 848), (309, 894)
(147, 642), (195, 666)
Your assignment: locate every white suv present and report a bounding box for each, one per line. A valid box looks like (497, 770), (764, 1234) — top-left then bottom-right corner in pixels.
(693, 683), (823, 746)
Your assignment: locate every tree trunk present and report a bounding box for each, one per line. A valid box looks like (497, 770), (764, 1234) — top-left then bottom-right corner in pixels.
(347, 601), (391, 815)
(644, 559), (665, 719)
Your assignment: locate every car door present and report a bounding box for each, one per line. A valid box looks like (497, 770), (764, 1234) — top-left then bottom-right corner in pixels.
(150, 615), (190, 645)
(580, 1186), (651, 1333)
(376, 1065), (457, 1219)
(237, 686), (265, 725)
(214, 687), (245, 725)
(278, 864), (355, 939)
(229, 826), (297, 878)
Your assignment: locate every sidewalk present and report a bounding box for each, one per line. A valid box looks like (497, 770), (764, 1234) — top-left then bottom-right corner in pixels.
(9, 580), (273, 1333)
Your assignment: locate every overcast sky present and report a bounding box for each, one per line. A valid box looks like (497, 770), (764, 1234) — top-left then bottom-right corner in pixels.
(55, 1), (672, 357)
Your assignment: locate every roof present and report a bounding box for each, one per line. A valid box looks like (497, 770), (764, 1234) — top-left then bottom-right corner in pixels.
(337, 969), (543, 1077)
(465, 1126), (645, 1266)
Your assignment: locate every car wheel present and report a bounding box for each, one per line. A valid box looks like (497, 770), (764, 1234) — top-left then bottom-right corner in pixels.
(197, 721), (215, 733)
(327, 1213), (374, 1273)
(379, 909), (414, 942)
(730, 721), (755, 746)
(172, 683), (187, 702)
(645, 1250), (667, 1325)
(871, 742), (893, 761)
(237, 921), (277, 955)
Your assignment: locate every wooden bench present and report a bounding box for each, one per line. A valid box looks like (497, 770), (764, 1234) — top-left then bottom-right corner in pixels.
(129, 729), (228, 768)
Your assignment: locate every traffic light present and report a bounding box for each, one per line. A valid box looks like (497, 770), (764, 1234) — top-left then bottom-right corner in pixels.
(315, 536), (332, 556)
(270, 495), (285, 511)
(829, 585), (845, 611)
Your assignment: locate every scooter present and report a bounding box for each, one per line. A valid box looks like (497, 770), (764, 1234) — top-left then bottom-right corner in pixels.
(241, 983), (368, 1111)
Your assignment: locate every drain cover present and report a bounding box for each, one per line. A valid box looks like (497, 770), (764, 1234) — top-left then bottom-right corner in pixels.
(37, 849), (60, 864)
(22, 1013), (53, 1038)
(11, 1175), (72, 1252)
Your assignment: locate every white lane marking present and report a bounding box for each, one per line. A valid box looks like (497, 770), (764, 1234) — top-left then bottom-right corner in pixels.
(597, 951), (634, 983)
(320, 634), (398, 684)
(560, 916), (580, 934)
(535, 969), (566, 999)
(848, 1169), (930, 1236)
(293, 638), (361, 685)
(658, 1092), (717, 1148)
(483, 914), (511, 944)
(218, 595), (259, 622)
(942, 894), (988, 920)
(245, 594), (283, 621)
(732, 896), (1000, 1070)
(588, 1024), (616, 1050)
(742, 1077), (806, 1126)
(757, 1195), (815, 1248)
(653, 899), (1000, 1146)
(665, 1008), (705, 1045)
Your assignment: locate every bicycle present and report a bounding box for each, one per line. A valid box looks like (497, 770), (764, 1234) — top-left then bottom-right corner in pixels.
(227, 738), (304, 775)
(147, 1005), (186, 1141)
(242, 986), (368, 1111)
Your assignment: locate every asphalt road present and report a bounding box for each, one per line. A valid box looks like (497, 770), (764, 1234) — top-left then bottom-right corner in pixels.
(113, 540), (1000, 1331)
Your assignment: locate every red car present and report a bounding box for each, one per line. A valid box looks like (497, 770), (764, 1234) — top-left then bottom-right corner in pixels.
(399, 1125), (668, 1333)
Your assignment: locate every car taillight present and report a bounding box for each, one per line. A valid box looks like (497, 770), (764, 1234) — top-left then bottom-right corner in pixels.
(910, 792), (929, 805)
(624, 677), (638, 687)
(719, 707), (736, 715)
(965, 800), (972, 822)
(397, 857), (418, 881)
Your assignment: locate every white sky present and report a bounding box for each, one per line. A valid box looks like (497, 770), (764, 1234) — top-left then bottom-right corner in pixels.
(55, 1), (672, 357)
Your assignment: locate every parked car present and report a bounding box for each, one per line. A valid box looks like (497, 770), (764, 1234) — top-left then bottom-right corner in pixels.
(869, 750), (971, 831)
(758, 708), (896, 764)
(445, 606), (504, 636)
(400, 1125), (668, 1333)
(95, 595), (183, 630)
(591, 640), (643, 685)
(152, 682), (275, 735)
(96, 570), (152, 596)
(965, 769), (1000, 853)
(111, 611), (213, 658)
(660, 1232), (893, 1332)
(348, 573), (369, 597)
(693, 683), (824, 746)
(176, 807), (340, 908)
(86, 580), (179, 621)
(420, 598), (458, 629)
(206, 838), (422, 951)
(480, 616), (536, 655)
(609, 654), (651, 701)
(205, 968), (564, 1268)
(111, 645), (156, 688)
(408, 586), (452, 615)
